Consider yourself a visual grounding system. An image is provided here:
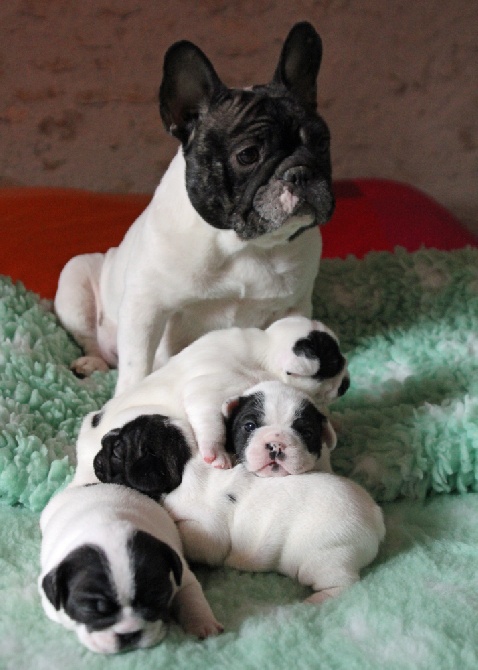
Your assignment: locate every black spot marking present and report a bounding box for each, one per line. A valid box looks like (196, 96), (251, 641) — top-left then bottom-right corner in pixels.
(91, 412), (103, 428)
(291, 400), (326, 456)
(226, 493), (237, 503)
(292, 330), (345, 380)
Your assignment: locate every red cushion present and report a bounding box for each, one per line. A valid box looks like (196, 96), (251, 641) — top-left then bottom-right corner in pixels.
(1, 180), (476, 299)
(321, 179), (477, 259)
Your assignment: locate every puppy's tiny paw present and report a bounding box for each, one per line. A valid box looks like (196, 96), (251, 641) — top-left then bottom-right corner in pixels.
(201, 446), (231, 469)
(211, 453), (232, 469)
(71, 355), (109, 378)
(187, 618), (224, 640)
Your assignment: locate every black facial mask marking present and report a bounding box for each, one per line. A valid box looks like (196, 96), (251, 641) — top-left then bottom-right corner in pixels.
(42, 544), (121, 632)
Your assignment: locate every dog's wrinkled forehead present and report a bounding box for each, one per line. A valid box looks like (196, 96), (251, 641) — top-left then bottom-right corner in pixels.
(194, 85), (326, 149)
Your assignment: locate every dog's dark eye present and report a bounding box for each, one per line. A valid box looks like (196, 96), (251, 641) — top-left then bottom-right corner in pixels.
(94, 598), (116, 616)
(243, 421), (257, 433)
(236, 146), (260, 166)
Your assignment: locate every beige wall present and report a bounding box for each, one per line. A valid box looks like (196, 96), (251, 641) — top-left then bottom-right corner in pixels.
(1, 0), (477, 232)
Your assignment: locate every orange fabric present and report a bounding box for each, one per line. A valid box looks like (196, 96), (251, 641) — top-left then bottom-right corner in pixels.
(0, 188), (149, 299)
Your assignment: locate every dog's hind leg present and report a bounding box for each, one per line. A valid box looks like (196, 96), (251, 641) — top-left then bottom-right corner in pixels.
(54, 253), (112, 377)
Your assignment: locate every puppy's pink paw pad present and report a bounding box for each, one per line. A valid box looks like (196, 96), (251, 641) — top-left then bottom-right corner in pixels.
(193, 620), (224, 639)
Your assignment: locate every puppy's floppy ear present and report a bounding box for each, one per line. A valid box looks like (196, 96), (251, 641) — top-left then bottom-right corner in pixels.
(159, 40), (225, 143)
(93, 427), (122, 483)
(41, 564), (67, 611)
(321, 416), (337, 451)
(221, 396), (242, 419)
(272, 22), (322, 113)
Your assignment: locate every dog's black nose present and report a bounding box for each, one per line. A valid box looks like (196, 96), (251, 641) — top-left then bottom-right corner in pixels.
(282, 165), (311, 187)
(117, 630), (142, 650)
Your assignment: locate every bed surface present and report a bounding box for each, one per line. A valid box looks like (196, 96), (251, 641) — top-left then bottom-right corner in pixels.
(1, 180), (477, 669)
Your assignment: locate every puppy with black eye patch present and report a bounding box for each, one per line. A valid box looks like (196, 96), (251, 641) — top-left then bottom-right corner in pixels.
(223, 380), (337, 476)
(38, 483), (222, 654)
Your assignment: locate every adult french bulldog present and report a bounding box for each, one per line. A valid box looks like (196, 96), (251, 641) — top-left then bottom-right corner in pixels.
(71, 315), (348, 484)
(163, 458), (385, 604)
(54, 22), (335, 397)
(38, 483), (223, 654)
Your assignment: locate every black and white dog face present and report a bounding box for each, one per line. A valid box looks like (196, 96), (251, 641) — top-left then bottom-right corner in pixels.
(41, 529), (181, 654)
(223, 381), (337, 477)
(39, 485), (223, 653)
(159, 22), (334, 241)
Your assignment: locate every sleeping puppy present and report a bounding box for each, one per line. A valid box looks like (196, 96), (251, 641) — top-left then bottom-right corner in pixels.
(72, 315), (347, 484)
(38, 483), (222, 654)
(93, 380), (338, 500)
(163, 458), (385, 604)
(53, 22), (335, 397)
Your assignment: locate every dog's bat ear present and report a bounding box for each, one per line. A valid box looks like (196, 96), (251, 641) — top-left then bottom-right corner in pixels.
(272, 22), (322, 113)
(159, 40), (225, 143)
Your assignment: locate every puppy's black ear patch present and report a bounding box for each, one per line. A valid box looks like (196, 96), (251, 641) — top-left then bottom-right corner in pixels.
(273, 22), (322, 113)
(41, 544), (119, 630)
(42, 567), (63, 611)
(293, 330), (345, 380)
(129, 531), (183, 622)
(292, 400), (326, 456)
(159, 40), (225, 143)
(94, 415), (192, 500)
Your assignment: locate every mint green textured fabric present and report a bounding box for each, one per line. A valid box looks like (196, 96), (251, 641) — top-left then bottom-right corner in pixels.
(1, 247), (478, 669)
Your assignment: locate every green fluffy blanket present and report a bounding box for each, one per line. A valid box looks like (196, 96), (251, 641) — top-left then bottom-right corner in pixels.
(1, 247), (478, 669)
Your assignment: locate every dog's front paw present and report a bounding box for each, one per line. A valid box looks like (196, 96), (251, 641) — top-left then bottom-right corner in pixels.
(201, 445), (232, 469)
(71, 355), (109, 378)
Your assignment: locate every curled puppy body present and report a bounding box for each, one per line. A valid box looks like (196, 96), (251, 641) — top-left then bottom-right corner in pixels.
(164, 458), (385, 604)
(38, 484), (222, 654)
(74, 314), (349, 485)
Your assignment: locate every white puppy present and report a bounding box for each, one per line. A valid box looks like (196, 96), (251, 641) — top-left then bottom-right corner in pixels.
(72, 315), (348, 482)
(38, 483), (222, 654)
(164, 458), (385, 603)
